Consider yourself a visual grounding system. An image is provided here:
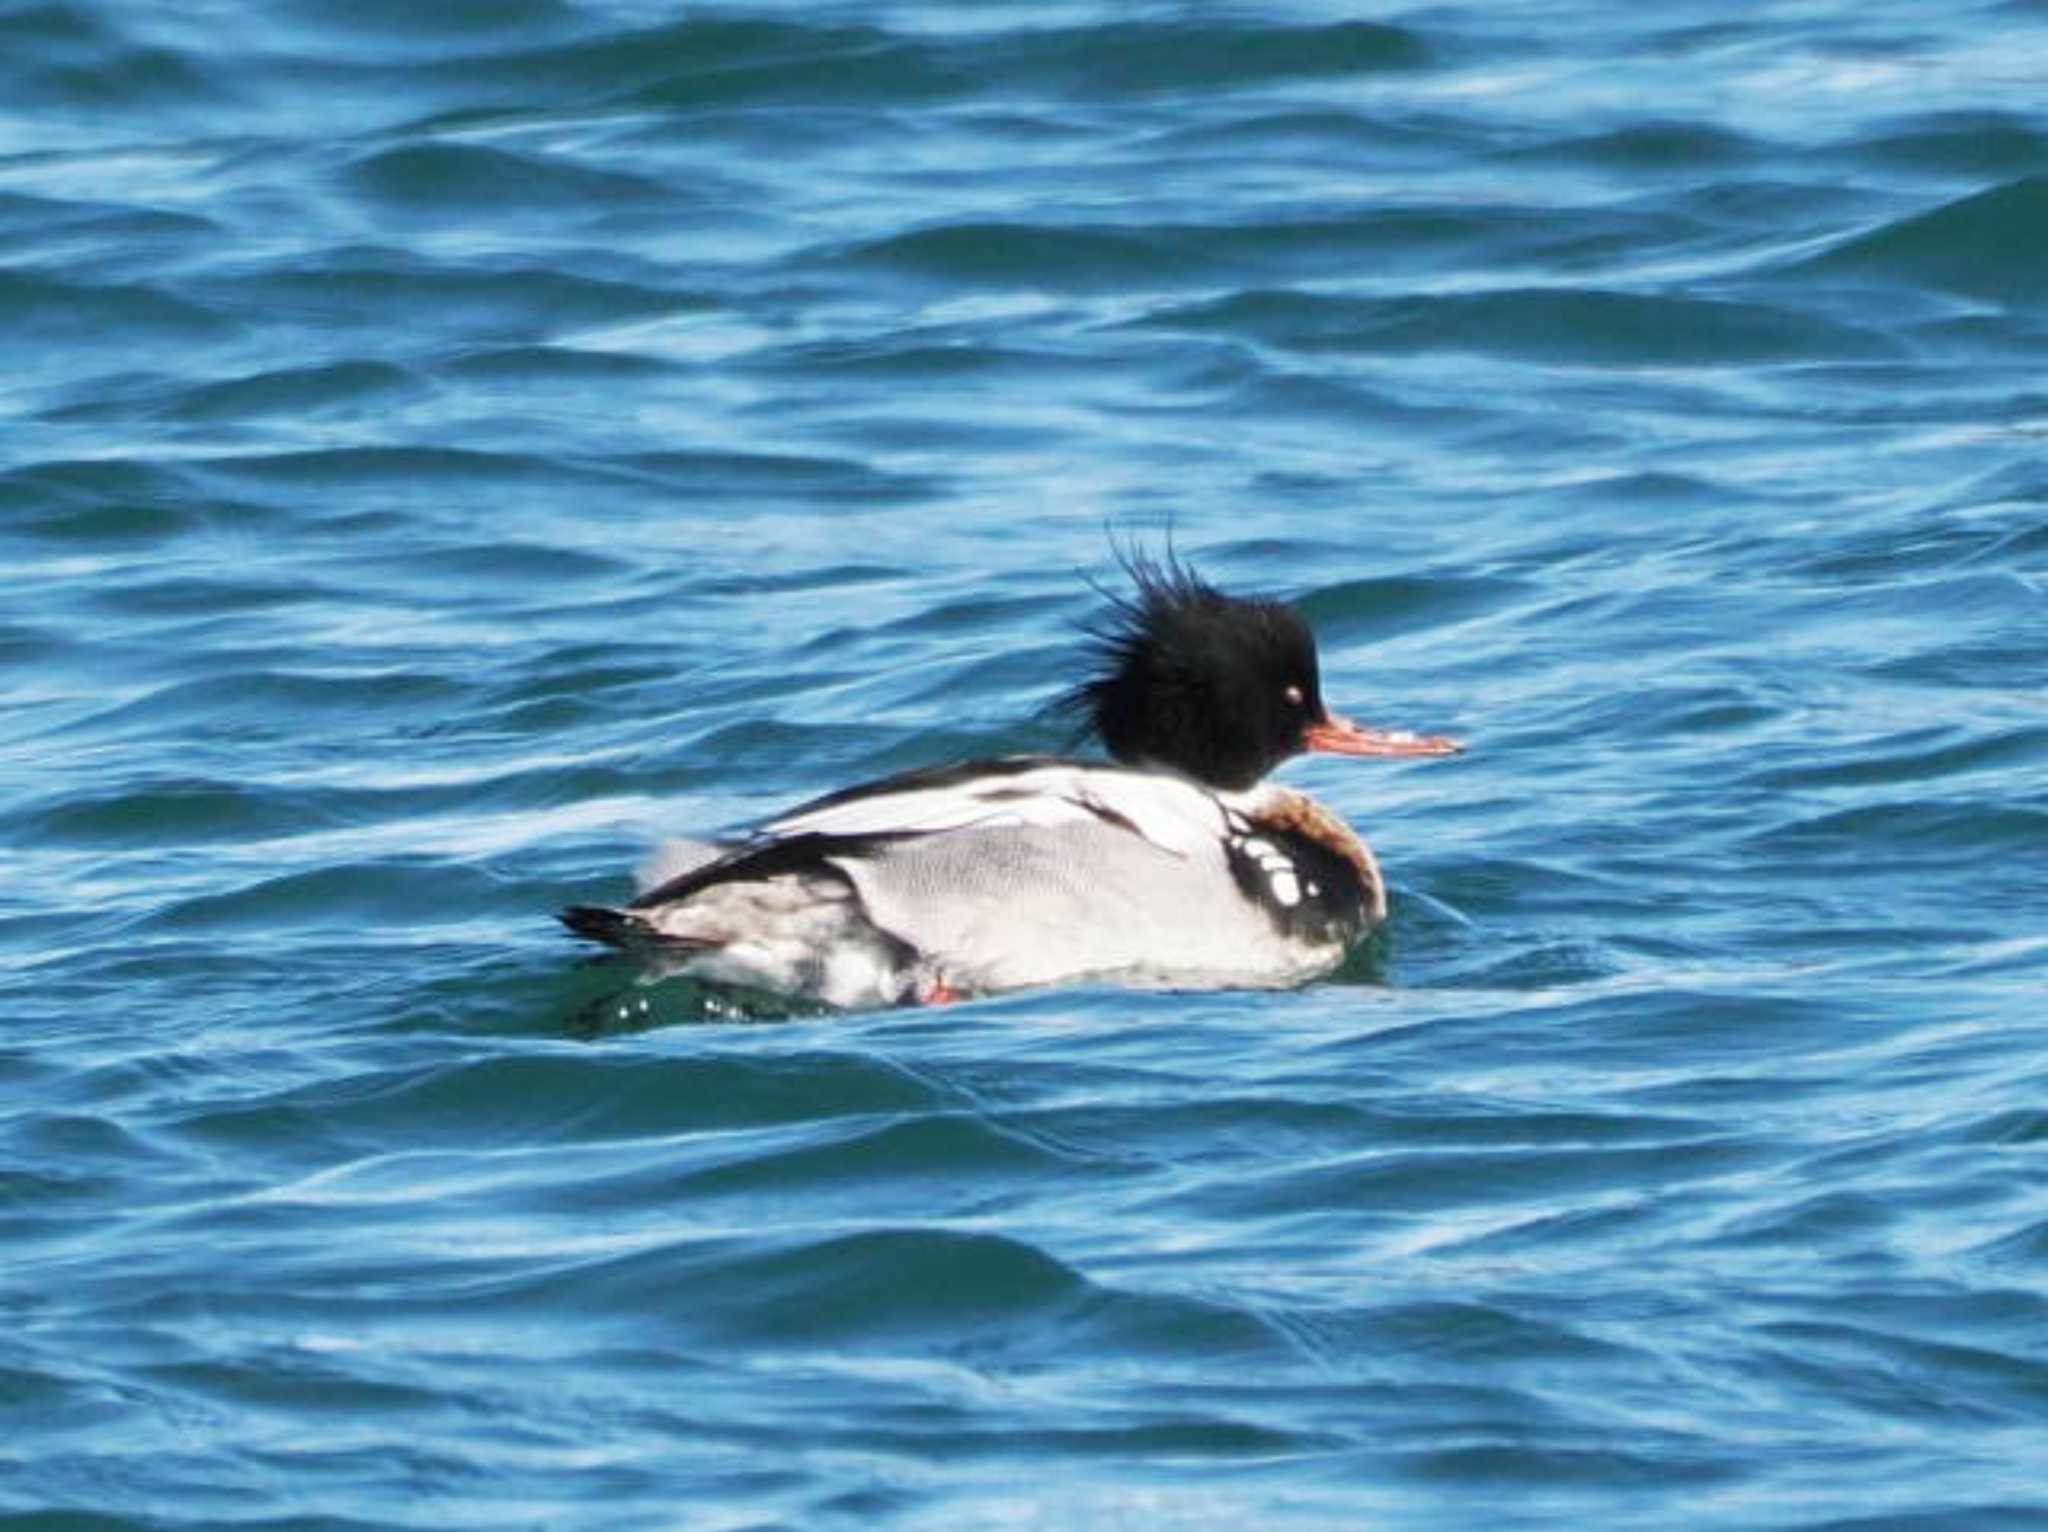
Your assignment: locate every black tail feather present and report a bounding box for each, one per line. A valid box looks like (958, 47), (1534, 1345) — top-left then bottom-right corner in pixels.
(558, 904), (655, 948)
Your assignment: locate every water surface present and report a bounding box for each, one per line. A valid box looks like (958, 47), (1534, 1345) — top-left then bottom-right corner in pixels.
(4, 1), (2046, 1527)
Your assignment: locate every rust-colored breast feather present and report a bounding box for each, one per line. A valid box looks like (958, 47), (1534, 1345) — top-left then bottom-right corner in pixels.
(1254, 788), (1388, 926)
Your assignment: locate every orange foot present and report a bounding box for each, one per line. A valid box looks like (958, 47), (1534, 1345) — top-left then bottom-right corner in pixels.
(921, 975), (963, 1005)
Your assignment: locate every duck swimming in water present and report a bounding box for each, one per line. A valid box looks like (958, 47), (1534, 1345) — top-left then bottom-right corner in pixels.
(560, 554), (1461, 1008)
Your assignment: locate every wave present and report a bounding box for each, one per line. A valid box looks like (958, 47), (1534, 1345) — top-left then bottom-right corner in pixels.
(1141, 287), (1900, 365)
(1794, 176), (2048, 303)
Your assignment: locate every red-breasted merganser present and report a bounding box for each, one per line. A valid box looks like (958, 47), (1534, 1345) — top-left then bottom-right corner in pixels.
(560, 555), (1461, 1008)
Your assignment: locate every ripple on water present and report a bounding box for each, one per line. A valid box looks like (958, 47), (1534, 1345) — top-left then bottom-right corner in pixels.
(841, 220), (1234, 292)
(155, 359), (425, 424)
(193, 261), (694, 348)
(341, 141), (672, 225)
(1794, 176), (2048, 303)
(1140, 287), (1901, 366)
(168, 1048), (961, 1156)
(1852, 109), (2048, 178)
(0, 268), (238, 356)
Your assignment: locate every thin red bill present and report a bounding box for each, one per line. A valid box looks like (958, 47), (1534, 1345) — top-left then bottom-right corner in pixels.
(1303, 714), (1463, 758)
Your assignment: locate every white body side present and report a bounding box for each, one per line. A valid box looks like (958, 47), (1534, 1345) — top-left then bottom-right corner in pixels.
(623, 763), (1372, 1007)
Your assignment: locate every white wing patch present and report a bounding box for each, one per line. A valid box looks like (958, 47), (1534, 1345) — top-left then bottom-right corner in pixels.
(764, 763), (1228, 861)
(1235, 834), (1304, 908)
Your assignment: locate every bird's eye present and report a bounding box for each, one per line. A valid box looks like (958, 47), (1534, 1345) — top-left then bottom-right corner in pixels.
(1282, 684), (1305, 707)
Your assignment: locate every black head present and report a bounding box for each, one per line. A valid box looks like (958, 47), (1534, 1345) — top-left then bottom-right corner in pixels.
(1063, 552), (1328, 791)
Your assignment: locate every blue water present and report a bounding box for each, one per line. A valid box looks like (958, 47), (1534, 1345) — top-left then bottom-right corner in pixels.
(5, 1), (2047, 1526)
